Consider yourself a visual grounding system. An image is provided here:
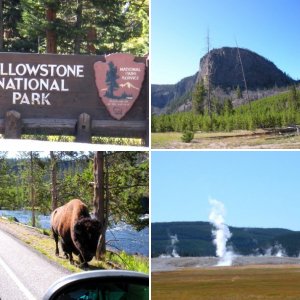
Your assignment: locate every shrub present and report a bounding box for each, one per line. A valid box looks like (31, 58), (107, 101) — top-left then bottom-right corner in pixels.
(181, 130), (194, 143)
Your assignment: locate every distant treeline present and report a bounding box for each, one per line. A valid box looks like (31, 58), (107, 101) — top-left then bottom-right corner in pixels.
(152, 87), (300, 133)
(152, 221), (300, 258)
(6, 157), (88, 180)
(0, 154), (91, 213)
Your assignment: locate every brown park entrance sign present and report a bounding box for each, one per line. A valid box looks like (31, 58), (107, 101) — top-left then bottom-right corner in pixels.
(0, 53), (148, 144)
(94, 53), (146, 120)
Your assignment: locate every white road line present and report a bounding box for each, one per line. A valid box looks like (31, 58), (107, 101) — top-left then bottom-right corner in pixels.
(0, 255), (36, 300)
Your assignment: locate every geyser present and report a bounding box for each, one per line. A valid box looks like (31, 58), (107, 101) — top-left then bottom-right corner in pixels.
(159, 233), (180, 258)
(209, 199), (234, 266)
(170, 234), (180, 258)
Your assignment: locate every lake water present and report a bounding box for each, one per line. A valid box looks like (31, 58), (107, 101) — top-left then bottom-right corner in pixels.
(0, 210), (149, 256)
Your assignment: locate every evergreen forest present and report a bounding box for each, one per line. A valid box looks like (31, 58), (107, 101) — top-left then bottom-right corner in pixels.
(152, 86), (300, 133)
(0, 0), (149, 55)
(152, 222), (300, 258)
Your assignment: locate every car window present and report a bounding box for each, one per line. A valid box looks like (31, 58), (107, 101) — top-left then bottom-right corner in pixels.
(57, 288), (97, 300)
(55, 282), (149, 300)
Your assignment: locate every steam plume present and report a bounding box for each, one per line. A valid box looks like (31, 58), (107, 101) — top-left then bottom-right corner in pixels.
(264, 243), (286, 257)
(159, 233), (180, 258)
(209, 199), (234, 266)
(170, 234), (180, 257)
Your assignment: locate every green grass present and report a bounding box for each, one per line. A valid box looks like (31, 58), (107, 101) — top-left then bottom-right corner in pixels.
(152, 266), (300, 300)
(2, 215), (18, 222)
(37, 228), (51, 236)
(91, 136), (143, 146)
(152, 130), (300, 149)
(152, 130), (255, 146)
(151, 132), (182, 147)
(0, 134), (144, 146)
(109, 251), (149, 273)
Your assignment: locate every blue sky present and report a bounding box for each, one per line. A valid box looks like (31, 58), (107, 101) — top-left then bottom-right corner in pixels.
(151, 0), (300, 84)
(151, 151), (300, 231)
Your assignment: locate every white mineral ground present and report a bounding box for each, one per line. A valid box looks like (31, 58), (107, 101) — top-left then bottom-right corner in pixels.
(151, 256), (300, 272)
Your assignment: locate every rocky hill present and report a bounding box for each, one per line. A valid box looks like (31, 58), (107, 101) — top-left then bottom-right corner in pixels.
(152, 221), (300, 258)
(152, 73), (197, 113)
(152, 47), (296, 114)
(199, 47), (294, 89)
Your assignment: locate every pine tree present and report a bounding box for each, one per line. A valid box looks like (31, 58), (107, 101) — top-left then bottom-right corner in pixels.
(121, 0), (149, 55)
(105, 152), (149, 231)
(93, 151), (106, 257)
(192, 80), (206, 114)
(236, 85), (243, 99)
(2, 0), (31, 52)
(0, 153), (14, 209)
(18, 152), (48, 227)
(0, 0), (3, 51)
(105, 62), (119, 98)
(223, 98), (233, 115)
(211, 97), (222, 115)
(16, 0), (149, 54)
(288, 85), (299, 110)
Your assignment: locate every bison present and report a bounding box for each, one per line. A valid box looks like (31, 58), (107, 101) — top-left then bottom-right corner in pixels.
(50, 199), (101, 267)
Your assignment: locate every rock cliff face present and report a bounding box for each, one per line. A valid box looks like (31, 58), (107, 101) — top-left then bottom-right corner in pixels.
(152, 73), (197, 110)
(151, 84), (175, 109)
(199, 47), (294, 89)
(152, 47), (296, 113)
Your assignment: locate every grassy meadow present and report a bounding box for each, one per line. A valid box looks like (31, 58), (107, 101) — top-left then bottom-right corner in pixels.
(152, 130), (300, 149)
(152, 266), (300, 300)
(152, 89), (300, 149)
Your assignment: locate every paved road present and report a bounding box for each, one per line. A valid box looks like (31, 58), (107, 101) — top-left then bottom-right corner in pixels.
(0, 229), (70, 300)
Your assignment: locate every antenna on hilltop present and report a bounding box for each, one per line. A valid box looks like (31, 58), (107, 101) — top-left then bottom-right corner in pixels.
(235, 38), (251, 110)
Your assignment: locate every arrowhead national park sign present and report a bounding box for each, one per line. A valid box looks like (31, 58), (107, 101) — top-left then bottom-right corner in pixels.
(94, 53), (146, 120)
(0, 52), (148, 125)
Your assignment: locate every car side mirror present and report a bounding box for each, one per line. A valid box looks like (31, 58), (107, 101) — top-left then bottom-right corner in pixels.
(43, 270), (149, 300)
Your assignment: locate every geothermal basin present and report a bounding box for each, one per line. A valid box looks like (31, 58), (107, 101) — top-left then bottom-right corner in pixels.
(152, 256), (300, 272)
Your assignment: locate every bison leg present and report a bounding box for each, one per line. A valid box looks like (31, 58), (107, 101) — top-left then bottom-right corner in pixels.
(79, 254), (85, 265)
(69, 252), (74, 265)
(52, 230), (59, 256)
(61, 239), (73, 264)
(60, 239), (69, 259)
(78, 254), (89, 269)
